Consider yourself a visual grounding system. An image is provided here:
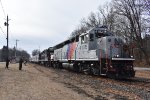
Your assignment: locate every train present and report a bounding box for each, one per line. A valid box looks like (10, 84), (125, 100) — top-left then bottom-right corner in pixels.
(31, 25), (135, 79)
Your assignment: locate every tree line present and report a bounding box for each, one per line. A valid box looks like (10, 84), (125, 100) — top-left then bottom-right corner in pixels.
(31, 0), (149, 65)
(0, 46), (30, 62)
(69, 0), (150, 65)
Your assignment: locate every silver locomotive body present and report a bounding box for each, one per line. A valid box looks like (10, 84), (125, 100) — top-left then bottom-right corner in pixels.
(53, 26), (135, 78)
(31, 26), (135, 79)
(31, 47), (54, 67)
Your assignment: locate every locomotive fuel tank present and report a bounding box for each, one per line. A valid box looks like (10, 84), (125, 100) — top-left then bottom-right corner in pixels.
(62, 63), (74, 70)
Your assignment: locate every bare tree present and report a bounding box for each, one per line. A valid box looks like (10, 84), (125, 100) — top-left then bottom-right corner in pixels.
(32, 49), (40, 56)
(143, 0), (150, 14)
(80, 12), (101, 29)
(69, 24), (88, 38)
(113, 0), (150, 65)
(71, 12), (102, 37)
(98, 3), (117, 32)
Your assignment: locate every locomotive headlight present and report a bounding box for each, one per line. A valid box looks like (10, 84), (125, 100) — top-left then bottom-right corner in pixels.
(110, 65), (113, 68)
(114, 55), (119, 58)
(131, 56), (133, 58)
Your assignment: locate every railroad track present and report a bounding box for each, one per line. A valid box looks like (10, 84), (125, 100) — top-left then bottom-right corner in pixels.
(33, 63), (150, 88)
(32, 64), (150, 99)
(119, 77), (150, 91)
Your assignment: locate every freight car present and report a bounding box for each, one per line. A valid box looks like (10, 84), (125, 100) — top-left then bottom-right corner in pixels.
(31, 25), (135, 79)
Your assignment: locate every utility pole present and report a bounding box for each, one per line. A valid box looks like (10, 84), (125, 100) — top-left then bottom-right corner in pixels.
(15, 39), (19, 57)
(4, 15), (9, 60)
(4, 15), (10, 69)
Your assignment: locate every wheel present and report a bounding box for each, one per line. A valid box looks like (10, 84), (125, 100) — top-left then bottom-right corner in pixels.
(53, 63), (57, 68)
(73, 63), (79, 72)
(91, 67), (99, 75)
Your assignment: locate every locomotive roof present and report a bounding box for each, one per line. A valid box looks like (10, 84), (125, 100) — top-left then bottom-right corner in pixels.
(48, 47), (54, 51)
(53, 25), (113, 49)
(53, 34), (79, 49)
(88, 25), (114, 36)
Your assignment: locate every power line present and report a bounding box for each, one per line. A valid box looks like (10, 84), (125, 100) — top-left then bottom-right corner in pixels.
(0, 26), (4, 33)
(0, 0), (6, 18)
(0, 26), (6, 37)
(0, 26), (7, 46)
(0, 0), (7, 38)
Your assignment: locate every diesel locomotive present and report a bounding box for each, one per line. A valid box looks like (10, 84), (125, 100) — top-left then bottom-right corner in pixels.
(31, 25), (135, 79)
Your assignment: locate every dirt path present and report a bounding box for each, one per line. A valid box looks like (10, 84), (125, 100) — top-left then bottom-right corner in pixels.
(0, 62), (150, 100)
(0, 63), (92, 100)
(32, 64), (150, 100)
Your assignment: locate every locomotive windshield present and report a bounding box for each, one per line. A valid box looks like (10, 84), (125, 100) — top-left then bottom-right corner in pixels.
(95, 30), (114, 38)
(94, 25), (113, 38)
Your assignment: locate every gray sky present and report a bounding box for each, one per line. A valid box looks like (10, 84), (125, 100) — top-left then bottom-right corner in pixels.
(0, 0), (111, 55)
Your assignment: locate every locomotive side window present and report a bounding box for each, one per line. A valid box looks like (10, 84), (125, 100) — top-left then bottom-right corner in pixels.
(81, 34), (88, 44)
(81, 36), (84, 44)
(76, 36), (79, 42)
(95, 31), (104, 38)
(84, 34), (88, 43)
(89, 34), (94, 41)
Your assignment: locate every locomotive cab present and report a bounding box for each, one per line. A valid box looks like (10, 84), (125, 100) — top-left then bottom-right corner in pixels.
(104, 37), (135, 78)
(87, 26), (135, 78)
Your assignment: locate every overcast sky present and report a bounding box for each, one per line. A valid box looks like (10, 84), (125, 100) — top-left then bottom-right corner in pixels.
(0, 0), (111, 55)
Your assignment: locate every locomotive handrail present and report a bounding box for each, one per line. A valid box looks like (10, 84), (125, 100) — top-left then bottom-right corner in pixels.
(112, 58), (135, 60)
